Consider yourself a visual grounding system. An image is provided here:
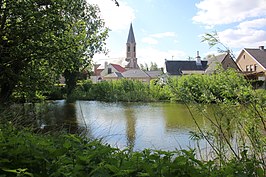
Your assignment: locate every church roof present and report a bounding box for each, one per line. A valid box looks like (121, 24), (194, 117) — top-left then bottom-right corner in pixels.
(165, 60), (208, 75)
(127, 23), (136, 44)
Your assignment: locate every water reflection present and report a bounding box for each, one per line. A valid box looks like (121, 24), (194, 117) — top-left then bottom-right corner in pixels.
(12, 101), (211, 151)
(162, 103), (206, 130)
(124, 107), (136, 148)
(24, 100), (80, 134)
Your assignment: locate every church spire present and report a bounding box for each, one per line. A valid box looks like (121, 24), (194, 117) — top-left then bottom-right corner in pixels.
(125, 23), (138, 69)
(127, 23), (136, 43)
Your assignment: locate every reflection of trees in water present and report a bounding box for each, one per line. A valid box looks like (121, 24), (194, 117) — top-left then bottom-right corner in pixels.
(125, 107), (136, 149)
(163, 103), (206, 130)
(55, 103), (80, 134)
(17, 101), (83, 134)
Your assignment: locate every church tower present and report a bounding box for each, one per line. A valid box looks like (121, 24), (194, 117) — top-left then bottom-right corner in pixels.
(125, 23), (139, 69)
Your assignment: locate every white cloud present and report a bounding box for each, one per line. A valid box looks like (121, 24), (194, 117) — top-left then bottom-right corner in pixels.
(238, 18), (266, 29)
(141, 37), (158, 45)
(218, 18), (266, 48)
(141, 32), (177, 45)
(173, 39), (179, 44)
(87, 0), (135, 31)
(193, 0), (266, 27)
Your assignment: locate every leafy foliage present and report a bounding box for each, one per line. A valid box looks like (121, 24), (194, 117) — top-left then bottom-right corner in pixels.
(0, 122), (264, 176)
(49, 67), (253, 104)
(67, 79), (170, 102)
(168, 67), (253, 103)
(0, 0), (108, 103)
(167, 69), (266, 175)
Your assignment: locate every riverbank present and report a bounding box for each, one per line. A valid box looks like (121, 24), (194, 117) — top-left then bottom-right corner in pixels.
(0, 122), (264, 176)
(1, 69), (265, 176)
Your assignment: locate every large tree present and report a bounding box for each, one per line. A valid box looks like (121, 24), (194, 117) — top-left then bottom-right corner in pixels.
(0, 0), (108, 102)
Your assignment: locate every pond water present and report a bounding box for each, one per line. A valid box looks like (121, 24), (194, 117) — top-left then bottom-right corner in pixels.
(32, 100), (210, 151)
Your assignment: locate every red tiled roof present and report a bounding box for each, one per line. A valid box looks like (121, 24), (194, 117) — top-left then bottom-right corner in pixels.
(111, 64), (126, 73)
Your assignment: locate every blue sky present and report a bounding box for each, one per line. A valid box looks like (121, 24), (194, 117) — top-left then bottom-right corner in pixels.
(87, 0), (266, 68)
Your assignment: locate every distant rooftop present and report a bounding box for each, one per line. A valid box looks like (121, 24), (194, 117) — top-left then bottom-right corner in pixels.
(122, 69), (149, 78)
(165, 60), (208, 75)
(244, 47), (266, 69)
(111, 63), (126, 73)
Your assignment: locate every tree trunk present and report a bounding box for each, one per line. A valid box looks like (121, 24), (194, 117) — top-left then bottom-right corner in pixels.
(64, 70), (79, 97)
(0, 82), (14, 103)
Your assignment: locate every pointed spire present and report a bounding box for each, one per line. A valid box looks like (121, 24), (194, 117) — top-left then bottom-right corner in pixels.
(127, 23), (136, 44)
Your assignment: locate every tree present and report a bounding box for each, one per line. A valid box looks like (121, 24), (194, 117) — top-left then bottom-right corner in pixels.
(111, 0), (119, 6)
(201, 31), (236, 59)
(0, 0), (108, 102)
(140, 64), (145, 70)
(150, 62), (159, 71)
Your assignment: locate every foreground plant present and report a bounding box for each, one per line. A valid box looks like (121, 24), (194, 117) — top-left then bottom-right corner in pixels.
(1, 121), (264, 177)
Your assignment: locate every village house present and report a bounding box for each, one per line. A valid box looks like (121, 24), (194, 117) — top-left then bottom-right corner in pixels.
(104, 69), (162, 82)
(91, 63), (126, 83)
(236, 46), (266, 87)
(165, 51), (208, 76)
(205, 53), (240, 74)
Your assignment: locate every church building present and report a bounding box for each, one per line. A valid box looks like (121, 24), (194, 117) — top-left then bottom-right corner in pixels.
(125, 23), (139, 69)
(92, 23), (162, 83)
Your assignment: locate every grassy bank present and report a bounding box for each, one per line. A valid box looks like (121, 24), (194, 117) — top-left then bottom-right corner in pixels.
(0, 122), (264, 177)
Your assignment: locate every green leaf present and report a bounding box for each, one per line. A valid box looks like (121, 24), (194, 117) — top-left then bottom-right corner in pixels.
(2, 168), (33, 177)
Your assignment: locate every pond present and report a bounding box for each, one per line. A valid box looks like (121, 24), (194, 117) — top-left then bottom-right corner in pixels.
(23, 100), (211, 151)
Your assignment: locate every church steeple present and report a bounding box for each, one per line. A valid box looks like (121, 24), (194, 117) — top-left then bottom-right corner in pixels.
(127, 23), (136, 43)
(125, 23), (138, 69)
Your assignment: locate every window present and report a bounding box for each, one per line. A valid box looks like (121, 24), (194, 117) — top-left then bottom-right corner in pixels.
(243, 55), (245, 59)
(246, 65), (250, 71)
(250, 65), (254, 71)
(108, 68), (112, 74)
(254, 64), (257, 71)
(134, 46), (136, 52)
(127, 46), (130, 52)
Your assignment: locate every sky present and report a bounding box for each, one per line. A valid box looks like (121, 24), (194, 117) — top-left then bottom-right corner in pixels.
(87, 0), (266, 68)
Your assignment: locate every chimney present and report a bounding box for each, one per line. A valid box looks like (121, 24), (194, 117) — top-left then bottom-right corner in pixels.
(104, 61), (108, 69)
(259, 46), (264, 50)
(195, 51), (201, 65)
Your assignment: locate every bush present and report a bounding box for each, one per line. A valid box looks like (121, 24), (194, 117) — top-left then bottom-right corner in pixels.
(167, 68), (253, 103)
(76, 79), (169, 102)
